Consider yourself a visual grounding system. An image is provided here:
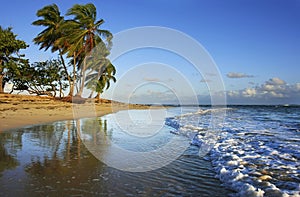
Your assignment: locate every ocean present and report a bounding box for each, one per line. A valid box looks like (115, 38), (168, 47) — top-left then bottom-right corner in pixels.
(166, 105), (300, 196)
(0, 105), (299, 196)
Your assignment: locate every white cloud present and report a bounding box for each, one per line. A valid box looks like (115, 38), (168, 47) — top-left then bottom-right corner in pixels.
(227, 90), (239, 97)
(266, 77), (286, 85)
(295, 83), (300, 91)
(242, 88), (256, 97)
(269, 91), (285, 98)
(227, 72), (254, 78)
(262, 84), (276, 91)
(225, 77), (300, 104)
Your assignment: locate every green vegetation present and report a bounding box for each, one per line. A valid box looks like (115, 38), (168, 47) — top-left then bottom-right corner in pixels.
(0, 26), (28, 93)
(32, 4), (72, 96)
(0, 3), (116, 100)
(8, 59), (68, 97)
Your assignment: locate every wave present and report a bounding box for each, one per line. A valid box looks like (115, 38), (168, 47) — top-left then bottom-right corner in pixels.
(165, 106), (300, 196)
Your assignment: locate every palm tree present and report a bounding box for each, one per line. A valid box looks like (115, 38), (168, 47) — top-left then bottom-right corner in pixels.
(94, 63), (116, 101)
(85, 58), (116, 101)
(84, 41), (111, 98)
(32, 4), (74, 96)
(63, 3), (113, 97)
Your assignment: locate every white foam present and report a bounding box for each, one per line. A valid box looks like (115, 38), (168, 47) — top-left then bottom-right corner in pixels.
(227, 160), (239, 166)
(238, 184), (265, 197)
(167, 106), (300, 196)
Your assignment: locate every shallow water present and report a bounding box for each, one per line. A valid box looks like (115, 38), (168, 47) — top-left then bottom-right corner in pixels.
(2, 106), (298, 196)
(0, 109), (230, 197)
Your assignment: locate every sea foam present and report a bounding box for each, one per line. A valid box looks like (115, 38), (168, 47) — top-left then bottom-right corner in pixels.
(166, 106), (300, 196)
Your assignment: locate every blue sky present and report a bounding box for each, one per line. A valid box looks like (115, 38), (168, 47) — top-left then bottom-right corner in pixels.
(1, 0), (300, 104)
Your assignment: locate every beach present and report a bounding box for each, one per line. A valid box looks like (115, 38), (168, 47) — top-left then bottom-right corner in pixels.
(1, 94), (299, 196)
(0, 105), (231, 196)
(0, 93), (149, 131)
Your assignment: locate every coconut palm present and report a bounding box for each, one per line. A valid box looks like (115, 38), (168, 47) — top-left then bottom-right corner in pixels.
(63, 3), (113, 97)
(84, 41), (111, 98)
(85, 56), (116, 100)
(32, 4), (74, 96)
(94, 63), (116, 101)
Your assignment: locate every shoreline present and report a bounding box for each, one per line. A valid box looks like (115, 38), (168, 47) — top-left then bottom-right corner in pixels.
(0, 94), (150, 131)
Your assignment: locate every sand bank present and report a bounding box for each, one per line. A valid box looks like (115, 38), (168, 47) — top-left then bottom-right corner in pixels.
(0, 94), (149, 131)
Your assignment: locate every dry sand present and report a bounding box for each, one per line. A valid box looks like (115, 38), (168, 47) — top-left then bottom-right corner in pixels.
(0, 93), (150, 131)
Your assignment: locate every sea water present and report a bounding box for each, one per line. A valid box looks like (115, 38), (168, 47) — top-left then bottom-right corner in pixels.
(0, 106), (299, 196)
(166, 105), (300, 197)
(0, 108), (230, 196)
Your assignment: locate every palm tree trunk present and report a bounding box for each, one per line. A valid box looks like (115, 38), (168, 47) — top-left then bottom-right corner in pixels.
(93, 64), (103, 100)
(76, 56), (87, 97)
(66, 120), (71, 161)
(69, 82), (74, 97)
(71, 52), (77, 96)
(58, 49), (72, 96)
(88, 64), (102, 99)
(76, 119), (81, 159)
(95, 92), (101, 101)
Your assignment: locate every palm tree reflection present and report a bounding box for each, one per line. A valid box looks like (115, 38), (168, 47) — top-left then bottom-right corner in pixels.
(0, 118), (109, 195)
(21, 118), (107, 195)
(0, 133), (20, 175)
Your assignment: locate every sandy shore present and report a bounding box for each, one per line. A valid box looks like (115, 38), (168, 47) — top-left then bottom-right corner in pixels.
(0, 94), (149, 131)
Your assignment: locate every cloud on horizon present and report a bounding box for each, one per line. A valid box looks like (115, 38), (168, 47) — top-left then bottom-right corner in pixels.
(109, 76), (300, 105)
(224, 77), (300, 104)
(227, 72), (254, 79)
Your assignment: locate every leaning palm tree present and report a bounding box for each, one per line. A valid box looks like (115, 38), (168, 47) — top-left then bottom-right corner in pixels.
(85, 56), (116, 100)
(32, 4), (74, 96)
(93, 63), (116, 101)
(84, 41), (111, 98)
(63, 3), (113, 97)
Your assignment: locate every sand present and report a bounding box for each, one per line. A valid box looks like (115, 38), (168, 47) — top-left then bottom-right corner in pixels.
(0, 93), (150, 131)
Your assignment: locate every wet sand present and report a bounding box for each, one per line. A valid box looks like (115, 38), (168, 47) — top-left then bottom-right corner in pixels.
(0, 93), (149, 131)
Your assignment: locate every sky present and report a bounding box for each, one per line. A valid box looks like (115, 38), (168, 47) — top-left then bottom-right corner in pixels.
(1, 0), (300, 105)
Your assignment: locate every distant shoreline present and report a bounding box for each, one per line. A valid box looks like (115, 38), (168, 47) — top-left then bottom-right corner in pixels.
(1, 94), (298, 131)
(0, 94), (150, 131)
(144, 104), (299, 107)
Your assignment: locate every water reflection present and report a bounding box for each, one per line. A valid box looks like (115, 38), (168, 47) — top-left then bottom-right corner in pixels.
(0, 113), (231, 196)
(0, 133), (20, 175)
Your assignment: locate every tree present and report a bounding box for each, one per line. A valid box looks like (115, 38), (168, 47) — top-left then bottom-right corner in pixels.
(5, 58), (32, 93)
(32, 4), (74, 96)
(85, 59), (116, 101)
(62, 3), (113, 97)
(85, 43), (116, 100)
(32, 59), (68, 97)
(94, 63), (116, 101)
(32, 3), (115, 99)
(8, 59), (68, 96)
(0, 26), (28, 93)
